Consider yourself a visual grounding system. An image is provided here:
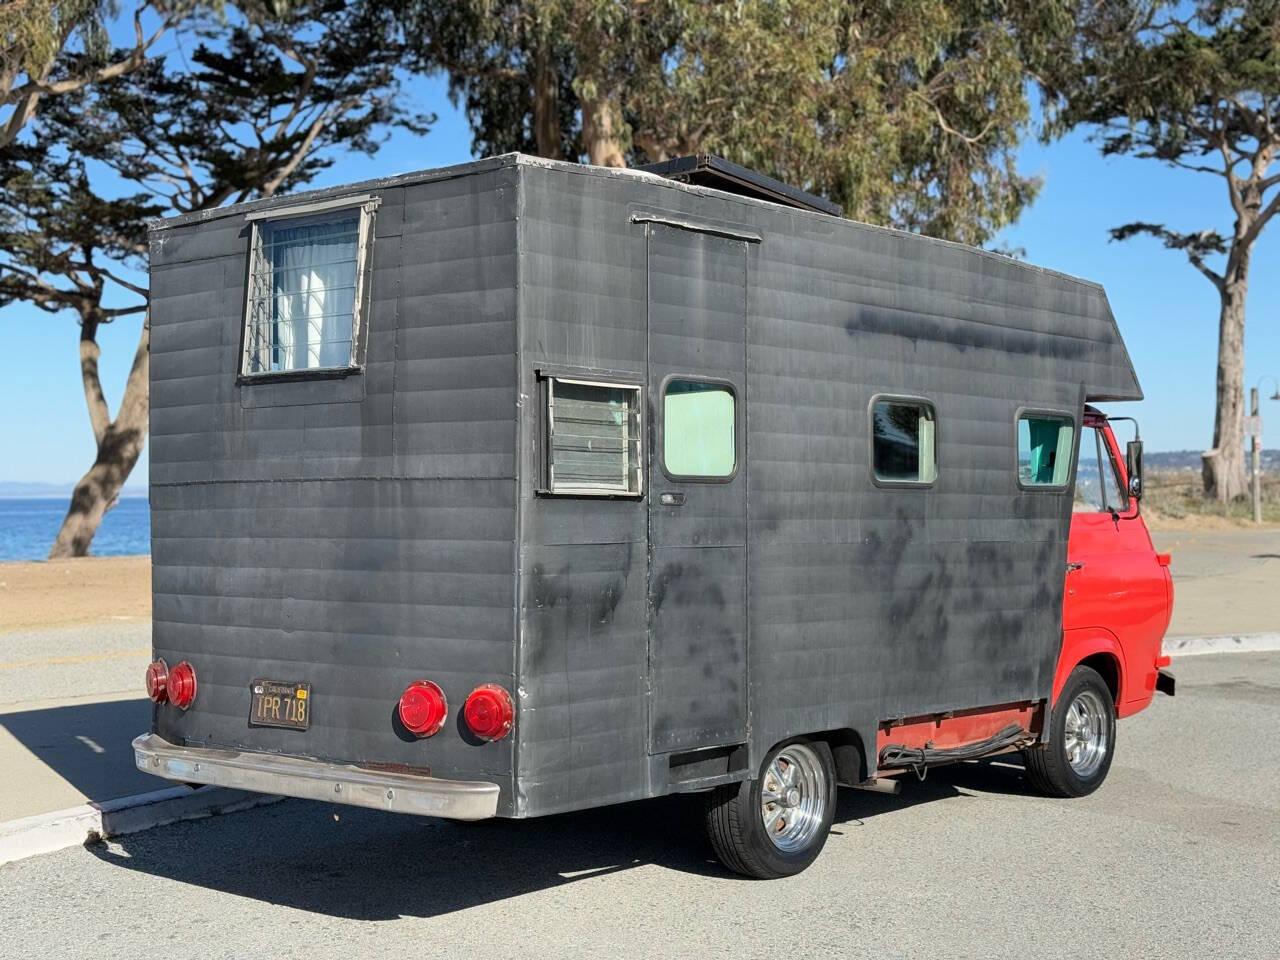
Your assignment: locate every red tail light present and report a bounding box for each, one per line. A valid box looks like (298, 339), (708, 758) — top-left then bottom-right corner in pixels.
(463, 684), (514, 741)
(167, 661), (198, 710)
(145, 659), (169, 703)
(398, 680), (448, 737)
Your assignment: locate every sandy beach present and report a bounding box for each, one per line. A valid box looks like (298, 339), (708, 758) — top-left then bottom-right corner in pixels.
(0, 556), (150, 633)
(0, 521), (1275, 637)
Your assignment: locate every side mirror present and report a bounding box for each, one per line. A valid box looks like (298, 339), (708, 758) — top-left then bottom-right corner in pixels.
(1126, 439), (1144, 500)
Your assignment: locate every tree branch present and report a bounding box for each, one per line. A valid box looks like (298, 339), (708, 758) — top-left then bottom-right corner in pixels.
(1111, 221), (1226, 293)
(78, 318), (112, 446)
(1241, 189), (1280, 250)
(259, 98), (358, 198)
(1, 4), (176, 148)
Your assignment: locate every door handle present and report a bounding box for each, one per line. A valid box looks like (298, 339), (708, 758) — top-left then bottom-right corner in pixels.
(1066, 561), (1085, 572)
(660, 492), (686, 507)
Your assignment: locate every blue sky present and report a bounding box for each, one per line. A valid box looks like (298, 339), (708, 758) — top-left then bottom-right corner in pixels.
(2, 72), (1278, 486)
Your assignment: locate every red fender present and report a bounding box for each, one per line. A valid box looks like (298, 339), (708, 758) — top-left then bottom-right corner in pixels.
(1053, 627), (1127, 706)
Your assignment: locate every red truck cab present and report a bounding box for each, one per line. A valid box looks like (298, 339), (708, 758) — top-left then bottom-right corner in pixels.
(1059, 407), (1174, 717)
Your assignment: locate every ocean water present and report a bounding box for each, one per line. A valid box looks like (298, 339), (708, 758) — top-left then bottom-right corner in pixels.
(0, 496), (150, 562)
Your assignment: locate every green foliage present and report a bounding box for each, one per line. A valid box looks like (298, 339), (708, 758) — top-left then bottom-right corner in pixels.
(1, 0), (431, 322)
(1, 0), (112, 84)
(403, 0), (1060, 246)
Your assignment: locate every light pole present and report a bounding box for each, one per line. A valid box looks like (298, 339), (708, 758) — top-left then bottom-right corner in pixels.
(1250, 376), (1280, 524)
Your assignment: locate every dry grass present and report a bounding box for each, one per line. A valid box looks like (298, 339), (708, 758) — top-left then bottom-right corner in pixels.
(1141, 468), (1280, 529)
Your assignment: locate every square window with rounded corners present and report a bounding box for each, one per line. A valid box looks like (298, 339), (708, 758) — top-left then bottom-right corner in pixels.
(663, 379), (736, 479)
(871, 398), (937, 484)
(1018, 413), (1075, 488)
(545, 377), (642, 496)
(241, 203), (373, 378)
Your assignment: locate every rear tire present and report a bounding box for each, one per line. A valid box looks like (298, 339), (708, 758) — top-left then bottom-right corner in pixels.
(1023, 665), (1116, 798)
(705, 738), (836, 879)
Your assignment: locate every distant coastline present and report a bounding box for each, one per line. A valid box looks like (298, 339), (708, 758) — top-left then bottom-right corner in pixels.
(0, 483), (148, 500)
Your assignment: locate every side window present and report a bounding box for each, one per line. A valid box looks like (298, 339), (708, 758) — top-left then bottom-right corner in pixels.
(663, 380), (736, 479)
(871, 399), (937, 484)
(544, 377), (642, 496)
(242, 206), (371, 377)
(1074, 426), (1129, 513)
(1018, 414), (1074, 488)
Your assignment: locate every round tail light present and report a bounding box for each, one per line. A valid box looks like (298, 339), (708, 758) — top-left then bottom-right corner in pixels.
(145, 659), (169, 703)
(463, 684), (514, 741)
(167, 660), (198, 710)
(398, 680), (448, 737)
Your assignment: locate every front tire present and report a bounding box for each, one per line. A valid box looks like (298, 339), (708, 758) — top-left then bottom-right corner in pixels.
(705, 738), (837, 879)
(1023, 665), (1116, 798)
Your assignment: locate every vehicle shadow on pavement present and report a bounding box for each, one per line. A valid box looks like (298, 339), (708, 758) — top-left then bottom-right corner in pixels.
(0, 697), (157, 817)
(84, 758), (1033, 919)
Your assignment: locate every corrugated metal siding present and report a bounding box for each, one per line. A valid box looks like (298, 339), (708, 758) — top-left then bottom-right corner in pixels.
(147, 166), (520, 807)
(148, 154), (1144, 821)
(513, 160), (1138, 814)
(515, 167), (651, 815)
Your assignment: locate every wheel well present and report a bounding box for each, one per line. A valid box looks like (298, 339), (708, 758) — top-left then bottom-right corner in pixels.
(1078, 652), (1121, 706)
(808, 728), (867, 785)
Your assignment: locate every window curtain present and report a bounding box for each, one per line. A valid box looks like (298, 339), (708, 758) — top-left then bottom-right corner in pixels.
(1028, 419), (1074, 485)
(270, 218), (358, 370)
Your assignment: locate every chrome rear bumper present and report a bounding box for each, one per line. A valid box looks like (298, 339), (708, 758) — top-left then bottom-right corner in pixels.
(132, 733), (499, 820)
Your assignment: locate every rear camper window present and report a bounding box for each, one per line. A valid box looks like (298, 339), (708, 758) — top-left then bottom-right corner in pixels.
(663, 380), (736, 479)
(544, 378), (642, 496)
(1018, 414), (1075, 488)
(241, 204), (372, 377)
(870, 399), (937, 484)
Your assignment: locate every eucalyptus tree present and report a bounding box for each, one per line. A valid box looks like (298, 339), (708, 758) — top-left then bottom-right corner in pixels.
(0, 0), (430, 556)
(0, 0), (207, 148)
(405, 0), (1060, 247)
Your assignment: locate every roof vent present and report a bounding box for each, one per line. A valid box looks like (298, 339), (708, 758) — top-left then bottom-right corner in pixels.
(636, 154), (841, 218)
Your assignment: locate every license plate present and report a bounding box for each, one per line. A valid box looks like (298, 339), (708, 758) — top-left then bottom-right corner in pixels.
(249, 679), (311, 730)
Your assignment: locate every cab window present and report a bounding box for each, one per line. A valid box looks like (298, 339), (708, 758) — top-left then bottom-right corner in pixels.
(1073, 426), (1129, 513)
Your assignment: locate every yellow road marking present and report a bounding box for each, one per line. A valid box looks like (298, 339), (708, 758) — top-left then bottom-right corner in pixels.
(0, 648), (150, 671)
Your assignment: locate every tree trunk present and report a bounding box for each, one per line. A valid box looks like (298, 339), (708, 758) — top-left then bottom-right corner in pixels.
(49, 316), (150, 558)
(1202, 259), (1250, 502)
(531, 42), (562, 160)
(580, 94), (626, 167)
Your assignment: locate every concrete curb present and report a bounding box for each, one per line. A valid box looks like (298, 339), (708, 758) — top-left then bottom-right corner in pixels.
(1163, 633), (1280, 657)
(0, 785), (280, 866)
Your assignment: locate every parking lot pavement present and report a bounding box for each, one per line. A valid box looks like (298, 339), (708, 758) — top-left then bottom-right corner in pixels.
(0, 622), (155, 820)
(1, 651), (1276, 960)
(1151, 525), (1280, 637)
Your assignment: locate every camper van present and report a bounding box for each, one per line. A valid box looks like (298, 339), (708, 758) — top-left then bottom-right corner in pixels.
(134, 154), (1174, 879)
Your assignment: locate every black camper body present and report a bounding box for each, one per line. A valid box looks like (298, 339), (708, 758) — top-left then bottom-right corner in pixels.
(140, 154), (1141, 841)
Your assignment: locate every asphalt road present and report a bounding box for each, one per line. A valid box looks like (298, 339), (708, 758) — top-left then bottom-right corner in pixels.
(2, 651), (1276, 960)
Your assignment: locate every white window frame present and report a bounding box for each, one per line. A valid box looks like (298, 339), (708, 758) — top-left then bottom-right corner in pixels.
(240, 196), (379, 379)
(544, 376), (644, 497)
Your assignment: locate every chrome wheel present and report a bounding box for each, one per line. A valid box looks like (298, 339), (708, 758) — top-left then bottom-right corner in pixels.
(1063, 688), (1110, 778)
(760, 743), (828, 854)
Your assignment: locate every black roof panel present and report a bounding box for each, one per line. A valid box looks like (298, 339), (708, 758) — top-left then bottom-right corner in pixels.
(636, 154), (842, 218)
